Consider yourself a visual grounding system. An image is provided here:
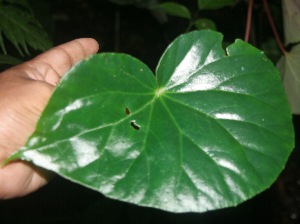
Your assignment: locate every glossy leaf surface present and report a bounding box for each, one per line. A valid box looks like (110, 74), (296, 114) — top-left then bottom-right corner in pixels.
(11, 30), (294, 213)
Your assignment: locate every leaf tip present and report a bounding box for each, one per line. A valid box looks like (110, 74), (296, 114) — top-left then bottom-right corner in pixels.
(1, 151), (22, 168)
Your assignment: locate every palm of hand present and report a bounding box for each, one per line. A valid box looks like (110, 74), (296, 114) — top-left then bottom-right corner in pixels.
(0, 38), (99, 198)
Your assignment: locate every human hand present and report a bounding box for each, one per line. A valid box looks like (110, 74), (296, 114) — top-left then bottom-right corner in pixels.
(0, 38), (99, 199)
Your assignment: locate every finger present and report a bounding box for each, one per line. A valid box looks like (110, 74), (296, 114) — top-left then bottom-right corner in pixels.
(34, 38), (99, 76)
(23, 38), (99, 84)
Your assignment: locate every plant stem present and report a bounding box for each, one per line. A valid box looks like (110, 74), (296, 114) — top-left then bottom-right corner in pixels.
(244, 0), (254, 42)
(185, 10), (199, 33)
(262, 0), (286, 55)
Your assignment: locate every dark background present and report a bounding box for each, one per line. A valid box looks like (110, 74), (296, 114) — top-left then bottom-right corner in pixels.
(1, 0), (300, 223)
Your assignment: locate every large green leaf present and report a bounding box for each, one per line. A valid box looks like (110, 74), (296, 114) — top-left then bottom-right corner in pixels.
(8, 30), (294, 213)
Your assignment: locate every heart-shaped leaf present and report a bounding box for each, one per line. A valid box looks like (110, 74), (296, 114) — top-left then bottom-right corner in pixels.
(9, 30), (294, 213)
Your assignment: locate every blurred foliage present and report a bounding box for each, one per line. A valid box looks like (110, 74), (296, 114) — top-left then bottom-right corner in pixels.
(0, 0), (52, 66)
(107, 0), (158, 7)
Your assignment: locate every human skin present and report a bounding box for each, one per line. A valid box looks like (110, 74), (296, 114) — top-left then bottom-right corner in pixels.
(0, 38), (99, 199)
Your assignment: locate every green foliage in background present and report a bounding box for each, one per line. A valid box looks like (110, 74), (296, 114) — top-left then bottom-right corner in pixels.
(156, 0), (237, 32)
(197, 0), (236, 9)
(276, 0), (300, 114)
(0, 0), (52, 65)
